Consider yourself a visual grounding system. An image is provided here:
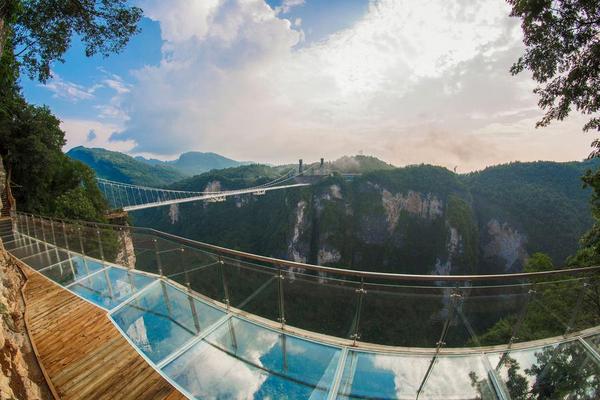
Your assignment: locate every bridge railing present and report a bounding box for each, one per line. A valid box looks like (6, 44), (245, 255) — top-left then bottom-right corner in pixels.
(12, 211), (600, 350)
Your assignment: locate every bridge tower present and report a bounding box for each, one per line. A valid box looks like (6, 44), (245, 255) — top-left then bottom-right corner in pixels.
(299, 159), (303, 176)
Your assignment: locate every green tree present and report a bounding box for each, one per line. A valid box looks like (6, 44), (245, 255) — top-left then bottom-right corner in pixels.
(1, 0), (142, 81)
(508, 0), (599, 138)
(0, 37), (108, 220)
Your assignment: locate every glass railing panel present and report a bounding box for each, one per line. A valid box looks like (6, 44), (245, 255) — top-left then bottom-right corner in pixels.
(111, 280), (226, 363)
(283, 270), (359, 339)
(76, 224), (101, 261)
(565, 277), (600, 335)
(445, 284), (531, 347)
(21, 247), (71, 270)
(129, 231), (161, 275)
(40, 219), (56, 247)
(487, 340), (600, 399)
(69, 266), (155, 309)
(420, 354), (497, 400)
(222, 258), (279, 321)
(65, 224), (85, 255)
(162, 244), (219, 279)
(510, 277), (588, 343)
(337, 350), (433, 399)
(359, 283), (448, 347)
(164, 246), (223, 300)
(164, 316), (339, 399)
(98, 225), (121, 264)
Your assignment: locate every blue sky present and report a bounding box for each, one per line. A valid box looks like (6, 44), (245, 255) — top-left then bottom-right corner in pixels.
(19, 0), (592, 171)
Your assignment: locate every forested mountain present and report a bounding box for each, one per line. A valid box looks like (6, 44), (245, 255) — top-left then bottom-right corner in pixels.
(136, 151), (249, 176)
(132, 158), (600, 275)
(67, 146), (186, 186)
(68, 147), (249, 185)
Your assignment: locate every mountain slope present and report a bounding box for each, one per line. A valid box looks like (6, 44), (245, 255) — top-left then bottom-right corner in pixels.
(136, 151), (247, 176)
(67, 146), (185, 186)
(132, 159), (600, 274)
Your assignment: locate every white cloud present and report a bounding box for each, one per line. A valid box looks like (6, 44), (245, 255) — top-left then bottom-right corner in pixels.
(61, 118), (134, 152)
(41, 73), (99, 102)
(277, 0), (305, 14)
(110, 0), (592, 171)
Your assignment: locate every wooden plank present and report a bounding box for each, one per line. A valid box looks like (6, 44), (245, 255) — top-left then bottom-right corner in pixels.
(21, 267), (187, 400)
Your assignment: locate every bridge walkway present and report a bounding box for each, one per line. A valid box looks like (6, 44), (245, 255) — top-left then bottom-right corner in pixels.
(16, 260), (186, 400)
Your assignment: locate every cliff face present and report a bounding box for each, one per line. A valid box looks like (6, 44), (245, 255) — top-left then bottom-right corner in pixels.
(0, 246), (52, 399)
(133, 161), (599, 274)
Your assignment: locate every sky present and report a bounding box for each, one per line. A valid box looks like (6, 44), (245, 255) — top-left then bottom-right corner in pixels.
(21, 0), (594, 172)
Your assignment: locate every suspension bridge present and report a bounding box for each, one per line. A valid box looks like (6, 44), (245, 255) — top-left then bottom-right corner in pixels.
(96, 161), (321, 212)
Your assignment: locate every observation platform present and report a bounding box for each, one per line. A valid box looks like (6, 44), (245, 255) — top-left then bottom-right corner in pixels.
(3, 212), (600, 399)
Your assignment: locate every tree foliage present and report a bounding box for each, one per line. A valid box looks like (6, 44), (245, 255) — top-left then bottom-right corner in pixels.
(0, 38), (108, 221)
(508, 0), (600, 138)
(1, 0), (142, 81)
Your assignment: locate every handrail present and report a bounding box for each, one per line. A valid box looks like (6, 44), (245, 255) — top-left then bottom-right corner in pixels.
(14, 211), (600, 282)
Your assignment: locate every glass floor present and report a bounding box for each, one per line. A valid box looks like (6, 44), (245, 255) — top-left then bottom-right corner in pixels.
(4, 231), (600, 399)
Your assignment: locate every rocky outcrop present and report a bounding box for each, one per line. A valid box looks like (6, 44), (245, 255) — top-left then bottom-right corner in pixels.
(317, 247), (341, 265)
(287, 200), (308, 263)
(0, 248), (52, 399)
(114, 227), (137, 269)
(484, 219), (527, 271)
(381, 190), (443, 232)
(168, 204), (180, 224)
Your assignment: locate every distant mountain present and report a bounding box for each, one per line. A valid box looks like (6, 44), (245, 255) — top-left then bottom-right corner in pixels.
(67, 146), (185, 187)
(330, 155), (395, 173)
(133, 158), (600, 275)
(136, 151), (248, 176)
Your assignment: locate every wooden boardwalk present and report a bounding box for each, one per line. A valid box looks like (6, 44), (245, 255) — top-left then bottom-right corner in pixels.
(20, 265), (186, 400)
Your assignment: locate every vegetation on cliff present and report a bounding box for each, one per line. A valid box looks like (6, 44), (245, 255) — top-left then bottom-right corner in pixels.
(0, 0), (142, 222)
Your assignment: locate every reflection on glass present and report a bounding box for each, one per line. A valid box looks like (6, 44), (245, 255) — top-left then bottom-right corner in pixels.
(359, 284), (446, 347)
(338, 351), (430, 399)
(223, 260), (279, 321)
(41, 256), (105, 286)
(111, 281), (226, 363)
(421, 355), (496, 400)
(487, 340), (600, 399)
(164, 317), (339, 399)
(42, 261), (83, 286)
(284, 271), (359, 339)
(70, 266), (155, 309)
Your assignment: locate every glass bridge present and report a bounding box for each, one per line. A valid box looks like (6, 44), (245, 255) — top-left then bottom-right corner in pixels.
(3, 212), (600, 399)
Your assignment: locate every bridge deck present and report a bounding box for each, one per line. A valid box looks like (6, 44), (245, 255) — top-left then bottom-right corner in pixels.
(19, 264), (186, 400)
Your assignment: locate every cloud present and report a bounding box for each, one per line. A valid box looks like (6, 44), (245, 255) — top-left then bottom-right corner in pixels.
(109, 0), (591, 170)
(277, 0), (305, 14)
(41, 73), (99, 102)
(61, 118), (134, 152)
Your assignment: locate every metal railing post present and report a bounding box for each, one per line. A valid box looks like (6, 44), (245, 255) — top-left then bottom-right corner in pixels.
(39, 217), (48, 243)
(25, 214), (31, 238)
(62, 221), (76, 275)
(31, 214), (38, 239)
(564, 278), (591, 337)
(96, 226), (105, 261)
(77, 225), (90, 275)
(218, 255), (230, 310)
(154, 239), (163, 276)
(350, 278), (366, 346)
(277, 267), (286, 329)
